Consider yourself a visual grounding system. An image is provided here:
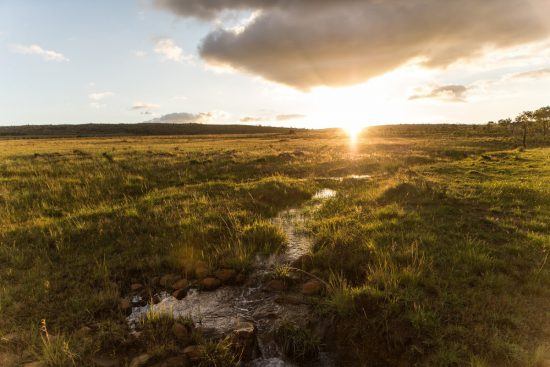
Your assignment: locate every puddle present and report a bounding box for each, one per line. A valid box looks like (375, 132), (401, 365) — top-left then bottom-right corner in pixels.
(128, 189), (337, 366)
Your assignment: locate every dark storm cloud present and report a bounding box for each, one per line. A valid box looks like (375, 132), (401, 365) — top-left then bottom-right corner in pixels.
(410, 85), (469, 102)
(155, 0), (550, 89)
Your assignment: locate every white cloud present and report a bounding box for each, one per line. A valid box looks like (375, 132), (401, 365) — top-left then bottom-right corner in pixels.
(410, 85), (469, 102)
(510, 67), (550, 80)
(88, 91), (114, 109)
(153, 38), (192, 63)
(88, 91), (114, 101)
(145, 110), (230, 124)
(90, 102), (105, 109)
(11, 44), (69, 62)
(171, 95), (188, 101)
(131, 101), (160, 110)
(133, 50), (147, 58)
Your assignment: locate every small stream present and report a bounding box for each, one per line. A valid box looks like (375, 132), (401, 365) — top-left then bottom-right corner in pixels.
(128, 189), (337, 366)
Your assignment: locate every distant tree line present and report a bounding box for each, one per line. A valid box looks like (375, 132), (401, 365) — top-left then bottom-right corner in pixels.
(0, 123), (302, 138)
(487, 106), (549, 147)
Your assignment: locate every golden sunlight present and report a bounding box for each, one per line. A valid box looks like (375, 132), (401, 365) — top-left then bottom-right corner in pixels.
(343, 125), (364, 146)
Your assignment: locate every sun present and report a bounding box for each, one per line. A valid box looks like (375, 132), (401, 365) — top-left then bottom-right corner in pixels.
(343, 125), (364, 145)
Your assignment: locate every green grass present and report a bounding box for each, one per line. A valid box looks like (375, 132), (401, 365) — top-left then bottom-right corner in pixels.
(0, 128), (548, 366)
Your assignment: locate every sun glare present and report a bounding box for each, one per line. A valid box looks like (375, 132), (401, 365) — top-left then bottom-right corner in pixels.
(344, 125), (364, 145)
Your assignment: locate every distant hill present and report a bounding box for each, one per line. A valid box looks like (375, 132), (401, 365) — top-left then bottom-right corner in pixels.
(0, 123), (300, 138)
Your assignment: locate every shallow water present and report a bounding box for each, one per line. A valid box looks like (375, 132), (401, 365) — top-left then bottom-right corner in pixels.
(128, 189), (337, 366)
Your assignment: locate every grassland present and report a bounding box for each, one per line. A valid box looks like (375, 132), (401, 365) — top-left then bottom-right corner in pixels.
(0, 127), (548, 366)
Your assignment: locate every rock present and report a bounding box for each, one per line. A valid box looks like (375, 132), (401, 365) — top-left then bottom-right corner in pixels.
(291, 254), (313, 268)
(235, 273), (246, 284)
(233, 321), (255, 338)
(200, 277), (221, 290)
(160, 274), (181, 288)
(92, 356), (120, 367)
(231, 321), (257, 360)
(172, 288), (188, 300)
(151, 276), (160, 286)
(118, 298), (131, 314)
(160, 356), (189, 367)
(274, 295), (309, 305)
(130, 354), (151, 367)
(265, 279), (286, 292)
(194, 265), (209, 280)
(172, 279), (189, 290)
(301, 279), (323, 296)
(172, 322), (191, 343)
(130, 283), (143, 292)
(183, 345), (205, 361)
(214, 269), (236, 283)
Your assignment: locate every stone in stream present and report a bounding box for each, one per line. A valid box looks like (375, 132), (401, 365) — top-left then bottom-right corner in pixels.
(172, 288), (188, 300)
(160, 274), (180, 288)
(172, 278), (189, 290)
(214, 268), (236, 283)
(265, 279), (287, 292)
(235, 273), (246, 284)
(129, 354), (151, 367)
(194, 265), (209, 279)
(291, 254), (314, 268)
(130, 283), (143, 292)
(200, 277), (221, 290)
(275, 294), (309, 305)
(183, 345), (205, 361)
(230, 320), (257, 361)
(301, 279), (323, 296)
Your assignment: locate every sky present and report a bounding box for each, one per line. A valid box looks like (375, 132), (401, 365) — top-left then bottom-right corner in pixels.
(1, 0), (549, 129)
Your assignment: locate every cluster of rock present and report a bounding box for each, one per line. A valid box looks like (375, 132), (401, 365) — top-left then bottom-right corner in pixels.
(118, 263), (245, 315)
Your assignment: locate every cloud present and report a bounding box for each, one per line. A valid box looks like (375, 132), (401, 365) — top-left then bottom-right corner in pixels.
(89, 92), (114, 101)
(239, 113), (305, 123)
(410, 85), (469, 102)
(510, 67), (550, 79)
(155, 0), (550, 89)
(133, 50), (147, 58)
(88, 91), (114, 109)
(146, 112), (224, 124)
(153, 38), (191, 62)
(131, 102), (160, 110)
(276, 114), (305, 121)
(11, 44), (69, 62)
(240, 116), (267, 123)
